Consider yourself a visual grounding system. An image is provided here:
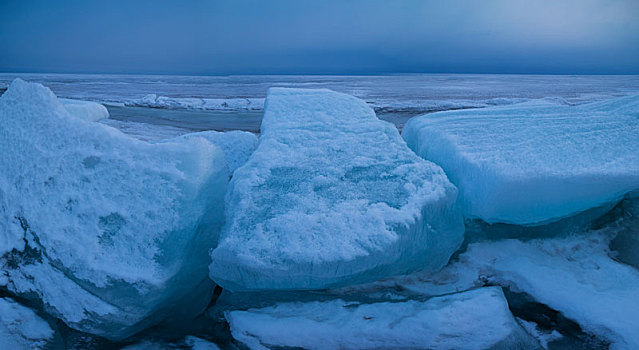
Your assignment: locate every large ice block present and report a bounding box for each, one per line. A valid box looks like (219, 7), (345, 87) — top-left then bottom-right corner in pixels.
(0, 79), (227, 339)
(226, 287), (541, 350)
(60, 98), (110, 121)
(210, 88), (464, 291)
(402, 96), (639, 225)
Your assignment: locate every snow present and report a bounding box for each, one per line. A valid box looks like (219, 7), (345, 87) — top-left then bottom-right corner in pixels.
(402, 96), (639, 225)
(0, 79), (228, 339)
(209, 88), (464, 291)
(226, 287), (540, 350)
(60, 98), (109, 121)
(0, 297), (54, 350)
(127, 94), (265, 111)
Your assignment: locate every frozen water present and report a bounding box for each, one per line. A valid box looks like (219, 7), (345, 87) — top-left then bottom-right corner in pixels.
(209, 88), (464, 291)
(0, 297), (55, 350)
(171, 130), (258, 174)
(127, 94), (264, 111)
(461, 235), (639, 350)
(0, 79), (228, 339)
(226, 287), (541, 350)
(403, 96), (639, 225)
(60, 98), (110, 122)
(2, 74), (638, 113)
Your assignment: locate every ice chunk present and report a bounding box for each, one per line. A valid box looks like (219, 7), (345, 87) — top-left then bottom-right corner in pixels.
(60, 98), (109, 121)
(461, 235), (639, 350)
(210, 88), (464, 291)
(226, 287), (540, 350)
(0, 297), (55, 350)
(172, 130), (258, 174)
(0, 79), (228, 339)
(402, 96), (639, 225)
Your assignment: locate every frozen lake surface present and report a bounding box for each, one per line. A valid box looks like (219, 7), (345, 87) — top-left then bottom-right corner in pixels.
(2, 73), (639, 135)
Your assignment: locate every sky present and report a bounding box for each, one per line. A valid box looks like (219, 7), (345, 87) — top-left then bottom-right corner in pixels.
(1, 0), (638, 75)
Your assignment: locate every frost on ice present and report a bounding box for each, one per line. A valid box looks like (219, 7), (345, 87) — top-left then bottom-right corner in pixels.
(226, 287), (541, 350)
(0, 297), (55, 350)
(209, 88), (464, 291)
(60, 98), (110, 122)
(402, 96), (639, 225)
(0, 79), (228, 339)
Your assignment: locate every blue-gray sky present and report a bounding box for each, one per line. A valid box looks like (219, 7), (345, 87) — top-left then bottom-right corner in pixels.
(1, 0), (638, 75)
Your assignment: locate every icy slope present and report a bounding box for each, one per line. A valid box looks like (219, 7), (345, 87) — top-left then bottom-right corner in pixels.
(0, 79), (228, 339)
(60, 98), (110, 121)
(226, 287), (540, 350)
(0, 297), (55, 350)
(403, 96), (639, 225)
(209, 88), (464, 291)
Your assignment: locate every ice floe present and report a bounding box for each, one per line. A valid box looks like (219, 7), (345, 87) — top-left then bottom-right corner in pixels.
(0, 79), (228, 339)
(209, 88), (464, 291)
(226, 287), (540, 350)
(403, 96), (639, 225)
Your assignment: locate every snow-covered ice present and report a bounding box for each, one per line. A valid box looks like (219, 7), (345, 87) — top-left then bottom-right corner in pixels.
(462, 235), (639, 350)
(226, 287), (540, 350)
(403, 96), (639, 225)
(209, 88), (464, 291)
(0, 79), (228, 339)
(347, 231), (639, 350)
(60, 98), (110, 121)
(0, 297), (55, 350)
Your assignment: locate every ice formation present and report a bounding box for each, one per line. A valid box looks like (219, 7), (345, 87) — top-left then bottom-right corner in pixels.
(60, 98), (110, 121)
(463, 235), (639, 350)
(171, 130), (258, 174)
(0, 79), (228, 339)
(226, 287), (540, 350)
(357, 232), (639, 350)
(127, 94), (264, 111)
(402, 96), (639, 225)
(0, 297), (55, 350)
(209, 88), (464, 291)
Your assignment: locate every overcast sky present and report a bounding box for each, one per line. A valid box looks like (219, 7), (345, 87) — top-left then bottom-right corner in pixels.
(1, 0), (638, 75)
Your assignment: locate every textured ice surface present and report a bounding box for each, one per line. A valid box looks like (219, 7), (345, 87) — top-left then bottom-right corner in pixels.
(60, 98), (110, 121)
(227, 287), (540, 350)
(0, 297), (54, 350)
(403, 96), (639, 225)
(210, 88), (463, 291)
(0, 79), (228, 339)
